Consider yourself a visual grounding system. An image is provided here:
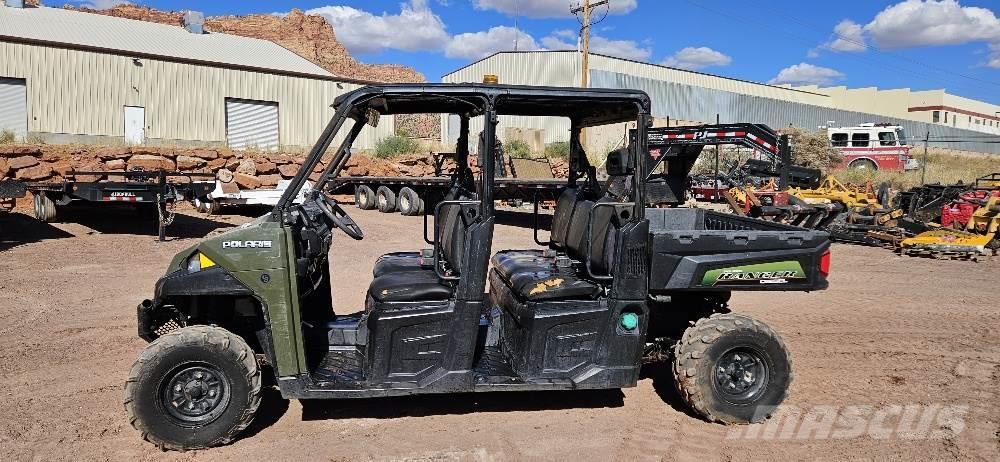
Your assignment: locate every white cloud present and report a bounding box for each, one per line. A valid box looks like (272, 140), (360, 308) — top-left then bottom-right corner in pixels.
(990, 43), (1000, 68)
(541, 31), (651, 61)
(474, 0), (637, 18)
(662, 47), (732, 70)
(78, 0), (131, 9)
(445, 26), (540, 60)
(864, 0), (1000, 49)
(827, 20), (868, 52)
(305, 0), (449, 55)
(768, 63), (845, 86)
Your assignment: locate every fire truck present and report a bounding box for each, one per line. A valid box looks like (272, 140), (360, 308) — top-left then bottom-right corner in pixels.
(827, 123), (919, 171)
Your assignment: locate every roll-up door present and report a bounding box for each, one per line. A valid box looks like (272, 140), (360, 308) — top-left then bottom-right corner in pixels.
(0, 78), (28, 140)
(225, 98), (279, 151)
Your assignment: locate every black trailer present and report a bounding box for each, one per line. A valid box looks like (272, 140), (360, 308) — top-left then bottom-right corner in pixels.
(329, 152), (566, 215)
(28, 169), (215, 240)
(0, 178), (27, 212)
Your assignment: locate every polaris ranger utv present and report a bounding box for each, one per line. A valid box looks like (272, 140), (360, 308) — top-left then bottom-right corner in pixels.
(126, 84), (831, 450)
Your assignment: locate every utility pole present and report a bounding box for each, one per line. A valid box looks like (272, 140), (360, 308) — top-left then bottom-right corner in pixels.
(570, 0), (609, 148)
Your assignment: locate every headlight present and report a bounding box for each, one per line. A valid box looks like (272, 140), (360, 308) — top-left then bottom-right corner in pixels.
(186, 252), (216, 273)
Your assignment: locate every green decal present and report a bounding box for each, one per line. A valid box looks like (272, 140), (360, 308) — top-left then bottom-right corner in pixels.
(702, 261), (805, 286)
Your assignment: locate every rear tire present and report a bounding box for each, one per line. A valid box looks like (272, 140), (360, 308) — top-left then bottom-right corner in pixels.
(33, 193), (57, 222)
(672, 313), (792, 424)
(376, 186), (397, 213)
(849, 159), (878, 171)
(397, 187), (422, 216)
(355, 185), (375, 210)
(124, 326), (262, 451)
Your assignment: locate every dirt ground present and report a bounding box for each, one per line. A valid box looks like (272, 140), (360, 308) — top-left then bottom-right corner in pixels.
(1, 203), (998, 461)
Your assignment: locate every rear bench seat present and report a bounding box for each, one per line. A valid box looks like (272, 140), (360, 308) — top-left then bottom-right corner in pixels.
(490, 196), (618, 302)
(489, 187), (584, 274)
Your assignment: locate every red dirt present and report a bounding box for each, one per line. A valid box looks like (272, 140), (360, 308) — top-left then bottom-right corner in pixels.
(0, 206), (997, 460)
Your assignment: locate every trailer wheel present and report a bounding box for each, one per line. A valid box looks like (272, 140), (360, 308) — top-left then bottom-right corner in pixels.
(376, 186), (397, 213)
(33, 192), (57, 222)
(672, 313), (791, 424)
(397, 187), (422, 216)
(355, 185), (376, 210)
(124, 326), (261, 451)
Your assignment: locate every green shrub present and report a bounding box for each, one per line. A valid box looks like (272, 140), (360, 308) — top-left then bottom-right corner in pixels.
(504, 139), (533, 158)
(0, 129), (15, 144)
(544, 141), (570, 159)
(374, 134), (420, 159)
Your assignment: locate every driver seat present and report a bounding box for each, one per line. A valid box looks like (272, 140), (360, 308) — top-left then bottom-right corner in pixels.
(366, 199), (470, 303)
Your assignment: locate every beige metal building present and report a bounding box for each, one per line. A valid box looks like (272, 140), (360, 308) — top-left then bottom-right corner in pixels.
(0, 3), (392, 150)
(443, 51), (1000, 154)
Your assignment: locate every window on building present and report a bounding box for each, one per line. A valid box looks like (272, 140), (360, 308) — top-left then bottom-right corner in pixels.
(878, 131), (897, 146)
(932, 111), (940, 123)
(976, 119), (981, 125)
(831, 132), (849, 147)
(225, 98), (279, 151)
(851, 132), (870, 147)
(944, 112), (949, 123)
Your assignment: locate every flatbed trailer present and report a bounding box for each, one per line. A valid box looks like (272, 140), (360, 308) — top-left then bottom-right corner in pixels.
(329, 153), (567, 215)
(28, 170), (215, 240)
(0, 178), (27, 212)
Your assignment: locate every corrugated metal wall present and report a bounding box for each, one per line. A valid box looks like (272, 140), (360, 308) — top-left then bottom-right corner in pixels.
(0, 41), (392, 149)
(591, 70), (1000, 154)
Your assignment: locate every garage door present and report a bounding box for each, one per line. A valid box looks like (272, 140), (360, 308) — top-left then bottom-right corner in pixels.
(225, 98), (279, 151)
(0, 78), (27, 140)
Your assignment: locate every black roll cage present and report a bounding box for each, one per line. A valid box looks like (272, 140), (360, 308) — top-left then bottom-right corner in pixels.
(274, 83), (652, 224)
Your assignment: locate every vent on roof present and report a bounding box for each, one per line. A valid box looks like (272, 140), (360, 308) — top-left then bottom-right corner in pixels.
(183, 11), (205, 34)
(5, 0), (25, 8)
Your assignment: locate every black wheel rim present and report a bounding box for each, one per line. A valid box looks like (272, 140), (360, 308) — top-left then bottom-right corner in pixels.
(713, 347), (769, 403)
(160, 363), (231, 426)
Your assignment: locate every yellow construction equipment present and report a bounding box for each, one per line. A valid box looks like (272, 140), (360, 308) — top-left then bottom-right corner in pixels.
(789, 176), (883, 209)
(900, 194), (1000, 259)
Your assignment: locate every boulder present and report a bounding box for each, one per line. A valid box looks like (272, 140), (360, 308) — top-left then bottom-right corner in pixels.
(308, 171), (321, 182)
(258, 174), (281, 187)
(127, 154), (176, 171)
(216, 168), (234, 183)
(253, 159), (277, 175)
(49, 160), (76, 177)
(176, 155), (206, 170)
(105, 159), (126, 170)
(72, 162), (105, 182)
(206, 158), (228, 171)
(278, 163), (299, 178)
(235, 159), (256, 176)
(234, 172), (261, 189)
(15, 164), (53, 180)
(95, 146), (132, 160)
(190, 148), (219, 160)
(270, 154), (295, 165)
(0, 145), (41, 157)
(217, 149), (237, 159)
(0, 158), (9, 178)
(40, 149), (68, 162)
(7, 155), (39, 170)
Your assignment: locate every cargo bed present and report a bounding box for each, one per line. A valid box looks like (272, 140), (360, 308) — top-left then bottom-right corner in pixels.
(646, 208), (830, 293)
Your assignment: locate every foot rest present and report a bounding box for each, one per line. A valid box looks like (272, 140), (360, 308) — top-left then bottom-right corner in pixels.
(326, 314), (367, 346)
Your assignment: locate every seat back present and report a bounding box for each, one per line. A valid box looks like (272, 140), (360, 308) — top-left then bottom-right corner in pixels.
(565, 199), (595, 262)
(564, 195), (622, 277)
(550, 187), (581, 250)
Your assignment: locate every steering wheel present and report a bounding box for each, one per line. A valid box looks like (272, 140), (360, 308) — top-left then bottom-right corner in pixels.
(313, 194), (364, 240)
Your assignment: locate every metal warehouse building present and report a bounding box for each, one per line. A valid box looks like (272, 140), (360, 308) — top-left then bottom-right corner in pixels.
(443, 51), (1000, 154)
(0, 3), (392, 150)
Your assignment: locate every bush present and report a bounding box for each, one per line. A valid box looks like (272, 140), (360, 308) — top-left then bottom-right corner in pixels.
(374, 134), (420, 159)
(784, 127), (842, 172)
(0, 129), (15, 144)
(504, 139), (533, 158)
(544, 141), (570, 159)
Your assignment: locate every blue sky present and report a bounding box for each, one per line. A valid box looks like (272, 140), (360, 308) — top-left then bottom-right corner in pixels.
(80, 1), (1000, 104)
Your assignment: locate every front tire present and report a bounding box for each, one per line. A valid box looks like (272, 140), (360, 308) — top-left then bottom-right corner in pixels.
(124, 326), (262, 450)
(672, 313), (791, 424)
